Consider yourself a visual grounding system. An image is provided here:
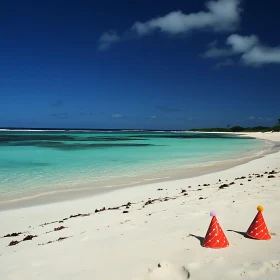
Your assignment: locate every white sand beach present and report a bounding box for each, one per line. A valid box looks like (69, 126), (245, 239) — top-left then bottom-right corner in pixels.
(0, 132), (279, 280)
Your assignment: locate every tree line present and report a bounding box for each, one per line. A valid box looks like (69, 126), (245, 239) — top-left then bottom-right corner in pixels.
(189, 119), (280, 133)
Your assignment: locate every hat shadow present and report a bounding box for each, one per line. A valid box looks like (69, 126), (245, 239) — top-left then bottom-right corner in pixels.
(227, 230), (253, 239)
(189, 234), (204, 246)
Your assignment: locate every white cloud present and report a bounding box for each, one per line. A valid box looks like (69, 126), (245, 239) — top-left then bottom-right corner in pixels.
(98, 30), (120, 51)
(226, 34), (259, 52)
(150, 116), (156, 119)
(204, 34), (280, 67)
(112, 114), (122, 118)
(249, 116), (255, 120)
(242, 45), (280, 66)
(98, 0), (242, 50)
(132, 0), (241, 35)
(203, 34), (257, 58)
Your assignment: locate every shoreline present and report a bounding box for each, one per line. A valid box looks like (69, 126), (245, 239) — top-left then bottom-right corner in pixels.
(0, 133), (278, 211)
(0, 132), (278, 211)
(0, 132), (279, 279)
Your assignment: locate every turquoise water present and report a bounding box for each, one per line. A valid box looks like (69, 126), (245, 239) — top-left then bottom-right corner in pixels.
(0, 130), (269, 201)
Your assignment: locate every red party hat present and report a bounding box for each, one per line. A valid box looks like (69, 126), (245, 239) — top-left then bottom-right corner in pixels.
(246, 206), (271, 240)
(202, 211), (229, 249)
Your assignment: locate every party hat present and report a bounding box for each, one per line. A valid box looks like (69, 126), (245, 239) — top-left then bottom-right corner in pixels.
(246, 206), (271, 240)
(202, 211), (229, 248)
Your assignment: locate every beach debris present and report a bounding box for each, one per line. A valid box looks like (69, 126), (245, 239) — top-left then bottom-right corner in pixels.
(7, 234), (37, 246)
(197, 188), (202, 191)
(23, 235), (37, 241)
(145, 199), (154, 206)
(2, 232), (23, 238)
(203, 184), (210, 186)
(229, 182), (235, 185)
(70, 213), (90, 218)
(58, 237), (68, 241)
(40, 213), (92, 226)
(70, 213), (82, 218)
(269, 170), (277, 174)
(40, 221), (59, 227)
(248, 179), (252, 181)
(142, 197), (174, 208)
(108, 206), (120, 210)
(202, 211), (229, 249)
(235, 176), (246, 180)
(122, 202), (132, 207)
(54, 226), (66, 231)
(181, 189), (187, 193)
(219, 184), (229, 189)
(8, 240), (20, 246)
(120, 220), (130, 224)
(183, 193), (188, 196)
(95, 207), (106, 213)
(199, 197), (204, 200)
(123, 211), (129, 214)
(240, 183), (243, 185)
(157, 188), (163, 191)
(38, 236), (71, 246)
(268, 175), (275, 178)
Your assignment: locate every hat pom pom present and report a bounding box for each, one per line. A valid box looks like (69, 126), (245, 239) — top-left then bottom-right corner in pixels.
(210, 210), (216, 217)
(257, 205), (264, 212)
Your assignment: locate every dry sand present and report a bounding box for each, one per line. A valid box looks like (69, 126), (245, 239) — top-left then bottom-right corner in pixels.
(0, 132), (279, 280)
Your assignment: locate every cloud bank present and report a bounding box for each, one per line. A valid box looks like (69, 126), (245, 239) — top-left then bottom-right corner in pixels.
(98, 0), (241, 50)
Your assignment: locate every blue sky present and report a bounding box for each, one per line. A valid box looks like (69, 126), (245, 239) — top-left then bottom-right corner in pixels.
(0, 0), (280, 130)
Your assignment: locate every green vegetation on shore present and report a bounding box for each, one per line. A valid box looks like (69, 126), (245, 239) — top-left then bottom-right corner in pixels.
(189, 120), (280, 133)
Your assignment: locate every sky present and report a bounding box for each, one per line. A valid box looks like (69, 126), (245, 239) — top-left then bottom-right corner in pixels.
(0, 0), (280, 130)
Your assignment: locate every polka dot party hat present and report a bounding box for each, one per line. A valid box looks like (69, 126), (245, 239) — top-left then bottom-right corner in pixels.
(246, 206), (271, 240)
(202, 211), (229, 249)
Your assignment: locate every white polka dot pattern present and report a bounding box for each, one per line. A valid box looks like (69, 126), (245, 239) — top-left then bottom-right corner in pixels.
(246, 211), (271, 240)
(202, 216), (229, 248)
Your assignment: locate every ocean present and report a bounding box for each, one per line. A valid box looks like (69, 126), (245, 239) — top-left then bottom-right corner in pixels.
(0, 130), (270, 203)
